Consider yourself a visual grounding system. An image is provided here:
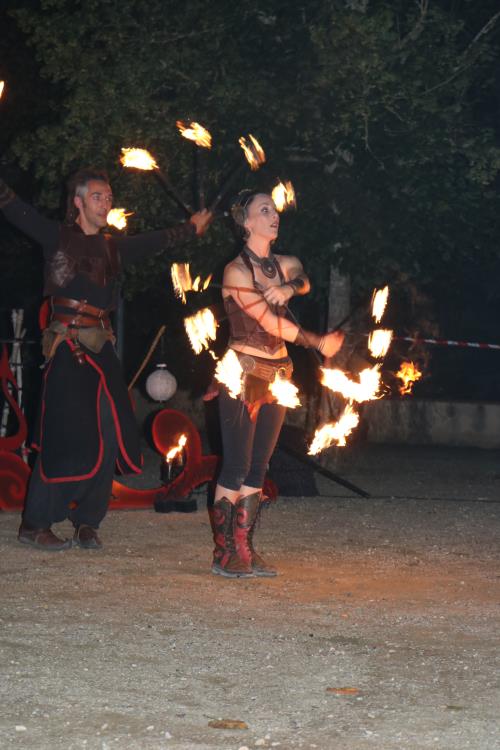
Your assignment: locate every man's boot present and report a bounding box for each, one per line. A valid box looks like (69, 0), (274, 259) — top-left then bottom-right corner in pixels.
(18, 522), (71, 551)
(73, 525), (103, 550)
(247, 495), (278, 577)
(211, 498), (253, 578)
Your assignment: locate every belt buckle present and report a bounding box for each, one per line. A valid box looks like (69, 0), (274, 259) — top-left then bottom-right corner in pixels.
(239, 354), (256, 373)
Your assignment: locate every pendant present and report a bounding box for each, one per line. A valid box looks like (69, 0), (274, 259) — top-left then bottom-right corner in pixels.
(243, 246), (277, 279)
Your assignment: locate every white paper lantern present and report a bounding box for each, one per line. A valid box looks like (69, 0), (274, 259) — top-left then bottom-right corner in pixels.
(145, 364), (177, 402)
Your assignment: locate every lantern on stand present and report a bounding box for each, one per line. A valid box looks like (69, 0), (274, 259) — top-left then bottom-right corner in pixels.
(145, 364), (177, 403)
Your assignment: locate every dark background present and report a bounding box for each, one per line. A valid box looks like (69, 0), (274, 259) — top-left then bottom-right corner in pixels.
(1, 0), (500, 431)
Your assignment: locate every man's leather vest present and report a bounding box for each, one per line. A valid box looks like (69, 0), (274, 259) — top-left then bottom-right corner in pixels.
(43, 225), (121, 296)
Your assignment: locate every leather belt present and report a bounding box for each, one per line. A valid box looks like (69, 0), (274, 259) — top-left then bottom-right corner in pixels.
(51, 296), (110, 319)
(50, 296), (111, 329)
(236, 352), (293, 382)
(51, 311), (112, 329)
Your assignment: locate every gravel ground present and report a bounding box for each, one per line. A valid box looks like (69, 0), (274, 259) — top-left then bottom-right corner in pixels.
(0, 442), (499, 750)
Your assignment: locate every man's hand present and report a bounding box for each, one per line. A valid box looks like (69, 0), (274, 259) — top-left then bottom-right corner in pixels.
(190, 209), (213, 236)
(263, 283), (294, 306)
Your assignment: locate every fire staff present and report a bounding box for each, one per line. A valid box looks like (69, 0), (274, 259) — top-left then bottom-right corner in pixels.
(0, 168), (211, 551)
(210, 190), (344, 579)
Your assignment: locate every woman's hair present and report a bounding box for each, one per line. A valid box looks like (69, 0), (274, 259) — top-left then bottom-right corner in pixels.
(230, 190), (261, 233)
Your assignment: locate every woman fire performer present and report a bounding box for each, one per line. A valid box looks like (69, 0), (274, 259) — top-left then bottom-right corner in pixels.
(211, 190), (344, 578)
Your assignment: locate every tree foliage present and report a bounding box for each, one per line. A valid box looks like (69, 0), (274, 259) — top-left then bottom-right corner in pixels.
(3, 0), (500, 300)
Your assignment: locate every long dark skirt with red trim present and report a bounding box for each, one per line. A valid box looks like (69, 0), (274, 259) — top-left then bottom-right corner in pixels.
(32, 339), (141, 482)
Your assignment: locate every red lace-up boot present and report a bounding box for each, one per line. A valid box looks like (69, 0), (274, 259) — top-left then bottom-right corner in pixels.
(247, 495), (278, 577)
(233, 492), (261, 570)
(238, 492), (278, 577)
(210, 498), (253, 578)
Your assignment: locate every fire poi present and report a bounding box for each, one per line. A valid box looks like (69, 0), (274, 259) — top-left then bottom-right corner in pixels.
(171, 263), (212, 304)
(208, 134), (266, 212)
(176, 121), (212, 149)
(106, 208), (133, 231)
(396, 361), (422, 395)
(271, 180), (296, 212)
(308, 404), (360, 453)
(184, 307), (218, 354)
(371, 285), (389, 324)
(120, 146), (192, 216)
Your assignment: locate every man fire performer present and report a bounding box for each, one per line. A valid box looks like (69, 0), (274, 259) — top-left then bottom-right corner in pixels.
(210, 190), (343, 578)
(0, 169), (212, 551)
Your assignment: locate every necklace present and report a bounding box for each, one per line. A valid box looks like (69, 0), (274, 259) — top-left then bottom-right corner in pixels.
(243, 246), (277, 279)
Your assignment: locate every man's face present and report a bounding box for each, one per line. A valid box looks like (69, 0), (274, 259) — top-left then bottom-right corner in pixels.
(74, 179), (113, 233)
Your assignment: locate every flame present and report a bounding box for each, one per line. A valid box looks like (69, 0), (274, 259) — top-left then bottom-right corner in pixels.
(308, 404), (360, 454)
(239, 134), (266, 171)
(184, 307), (218, 354)
(107, 208), (133, 230)
(120, 147), (158, 171)
(176, 120), (212, 148)
(269, 374), (301, 408)
(396, 361), (422, 395)
(368, 329), (393, 359)
(165, 433), (187, 463)
(271, 180), (296, 212)
(0, 81), (4, 100)
(171, 263), (212, 303)
(371, 285), (389, 324)
(321, 365), (381, 403)
(214, 349), (243, 398)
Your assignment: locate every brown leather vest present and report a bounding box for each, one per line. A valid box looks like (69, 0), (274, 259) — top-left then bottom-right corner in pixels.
(43, 225), (121, 296)
(225, 252), (288, 355)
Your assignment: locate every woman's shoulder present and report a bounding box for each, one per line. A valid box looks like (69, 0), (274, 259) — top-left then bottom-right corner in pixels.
(224, 255), (250, 279)
(274, 252), (301, 268)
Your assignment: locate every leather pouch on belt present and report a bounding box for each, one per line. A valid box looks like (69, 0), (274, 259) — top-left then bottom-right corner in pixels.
(242, 373), (271, 404)
(42, 320), (68, 360)
(42, 320), (114, 359)
(77, 326), (115, 354)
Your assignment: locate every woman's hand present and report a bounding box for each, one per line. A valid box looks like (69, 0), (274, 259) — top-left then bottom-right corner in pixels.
(319, 331), (345, 358)
(263, 283), (294, 306)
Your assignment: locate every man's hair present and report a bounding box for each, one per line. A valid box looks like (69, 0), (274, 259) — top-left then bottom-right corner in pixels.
(65, 166), (110, 223)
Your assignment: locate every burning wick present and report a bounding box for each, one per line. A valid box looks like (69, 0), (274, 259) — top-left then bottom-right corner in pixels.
(176, 121), (212, 149)
(368, 329), (393, 359)
(120, 147), (158, 171)
(269, 374), (301, 408)
(163, 434), (187, 482)
(184, 308), (218, 354)
(396, 361), (422, 395)
(238, 134), (266, 171)
(209, 134), (266, 212)
(120, 147), (192, 216)
(308, 404), (360, 454)
(214, 350), (243, 399)
(107, 208), (133, 230)
(371, 286), (389, 324)
(171, 263), (212, 304)
(271, 180), (296, 212)
(320, 365), (381, 403)
(176, 121), (212, 209)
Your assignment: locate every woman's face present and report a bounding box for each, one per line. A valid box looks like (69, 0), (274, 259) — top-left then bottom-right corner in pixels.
(244, 194), (279, 241)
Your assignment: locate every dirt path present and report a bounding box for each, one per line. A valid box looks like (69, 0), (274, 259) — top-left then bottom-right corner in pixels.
(1, 446), (499, 749)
